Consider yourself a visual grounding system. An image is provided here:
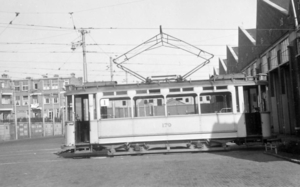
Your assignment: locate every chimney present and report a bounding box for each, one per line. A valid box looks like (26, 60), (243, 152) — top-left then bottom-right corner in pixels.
(2, 74), (8, 78)
(42, 75), (48, 78)
(71, 73), (75, 78)
(54, 74), (59, 78)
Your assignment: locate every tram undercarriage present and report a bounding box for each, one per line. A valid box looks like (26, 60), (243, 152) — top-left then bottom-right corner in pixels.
(56, 136), (265, 158)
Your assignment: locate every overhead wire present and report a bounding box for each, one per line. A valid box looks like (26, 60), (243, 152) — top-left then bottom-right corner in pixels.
(87, 33), (111, 58)
(0, 12), (20, 37)
(74, 0), (149, 13)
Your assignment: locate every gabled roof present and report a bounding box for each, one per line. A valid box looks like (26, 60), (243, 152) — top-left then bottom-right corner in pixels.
(269, 0), (290, 12)
(240, 27), (256, 45)
(263, 0), (289, 15)
(245, 29), (257, 41)
(219, 58), (227, 73)
(228, 46), (239, 61)
(231, 47), (239, 56)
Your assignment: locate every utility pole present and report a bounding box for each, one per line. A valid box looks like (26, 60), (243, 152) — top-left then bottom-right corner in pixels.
(80, 30), (88, 83)
(110, 57), (114, 82)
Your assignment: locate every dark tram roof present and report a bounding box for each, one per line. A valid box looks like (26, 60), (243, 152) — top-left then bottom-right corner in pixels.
(65, 73), (267, 95)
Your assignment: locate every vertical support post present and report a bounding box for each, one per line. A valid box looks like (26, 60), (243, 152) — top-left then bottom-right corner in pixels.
(96, 93), (100, 120)
(28, 79), (31, 138)
(52, 94), (55, 136)
(42, 93), (45, 137)
(110, 57), (114, 82)
(164, 95), (167, 116)
(13, 91), (18, 140)
(130, 97), (134, 118)
(88, 94), (94, 120)
(71, 95), (75, 121)
(238, 86), (244, 113)
(197, 93), (201, 114)
(80, 30), (88, 83)
(231, 86), (237, 113)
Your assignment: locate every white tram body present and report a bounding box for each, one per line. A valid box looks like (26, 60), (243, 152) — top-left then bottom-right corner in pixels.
(61, 74), (270, 156)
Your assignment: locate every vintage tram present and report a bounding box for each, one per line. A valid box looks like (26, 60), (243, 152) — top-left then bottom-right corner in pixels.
(57, 73), (271, 158)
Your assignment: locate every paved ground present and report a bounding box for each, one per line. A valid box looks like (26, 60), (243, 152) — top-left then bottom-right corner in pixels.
(0, 137), (300, 187)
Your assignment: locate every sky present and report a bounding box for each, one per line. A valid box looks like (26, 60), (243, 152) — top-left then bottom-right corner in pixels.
(0, 0), (257, 83)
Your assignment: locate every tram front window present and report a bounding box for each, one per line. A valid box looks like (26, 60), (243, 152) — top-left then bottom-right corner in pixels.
(200, 92), (232, 114)
(100, 98), (132, 119)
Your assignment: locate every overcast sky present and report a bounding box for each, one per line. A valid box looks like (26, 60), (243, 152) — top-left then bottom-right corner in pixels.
(0, 0), (256, 83)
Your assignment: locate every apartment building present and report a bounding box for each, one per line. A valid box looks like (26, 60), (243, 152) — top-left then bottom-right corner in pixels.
(0, 73), (82, 123)
(0, 74), (13, 122)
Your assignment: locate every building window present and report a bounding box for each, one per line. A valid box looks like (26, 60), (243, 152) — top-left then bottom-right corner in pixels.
(14, 81), (20, 91)
(0, 82), (4, 88)
(44, 96), (50, 104)
(1, 95), (11, 104)
(33, 82), (38, 90)
(267, 57), (271, 70)
(261, 55), (268, 73)
(281, 39), (289, 63)
(23, 96), (28, 105)
(53, 97), (58, 104)
(22, 81), (28, 91)
(32, 96), (38, 104)
(56, 108), (60, 118)
(52, 94), (58, 104)
(200, 97), (203, 102)
(157, 99), (162, 106)
(122, 101), (126, 106)
(48, 110), (53, 119)
(63, 80), (69, 89)
(15, 96), (20, 106)
(277, 50), (282, 65)
(52, 80), (58, 89)
(206, 96), (210, 101)
(185, 98), (189, 103)
(270, 48), (278, 69)
(43, 80), (50, 90)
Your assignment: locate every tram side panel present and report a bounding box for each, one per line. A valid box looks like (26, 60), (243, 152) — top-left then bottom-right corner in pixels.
(96, 113), (244, 145)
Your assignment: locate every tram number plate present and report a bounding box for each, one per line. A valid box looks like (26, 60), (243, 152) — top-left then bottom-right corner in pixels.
(162, 123), (172, 128)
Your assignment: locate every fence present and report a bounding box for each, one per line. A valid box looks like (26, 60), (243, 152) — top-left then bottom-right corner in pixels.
(0, 121), (64, 141)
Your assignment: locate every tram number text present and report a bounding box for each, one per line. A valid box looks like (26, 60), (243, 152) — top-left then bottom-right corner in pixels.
(162, 123), (172, 128)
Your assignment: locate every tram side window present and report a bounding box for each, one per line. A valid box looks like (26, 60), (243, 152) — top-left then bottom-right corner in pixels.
(200, 92), (232, 114)
(100, 98), (132, 119)
(167, 94), (198, 116)
(133, 97), (165, 117)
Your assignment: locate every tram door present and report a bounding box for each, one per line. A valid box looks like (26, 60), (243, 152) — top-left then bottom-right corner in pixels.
(74, 95), (90, 143)
(243, 86), (262, 136)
